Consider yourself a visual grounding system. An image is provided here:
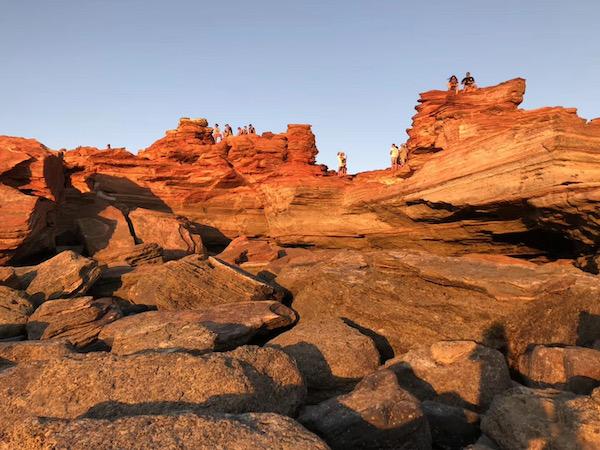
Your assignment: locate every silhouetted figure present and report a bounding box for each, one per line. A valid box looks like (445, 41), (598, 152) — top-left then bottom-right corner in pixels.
(448, 75), (459, 93)
(107, 144), (111, 149)
(461, 72), (477, 92)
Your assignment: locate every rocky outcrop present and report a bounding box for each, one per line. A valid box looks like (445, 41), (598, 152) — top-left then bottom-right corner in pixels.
(0, 340), (75, 364)
(518, 345), (600, 394)
(0, 346), (305, 421)
(268, 319), (381, 403)
(98, 301), (297, 355)
(105, 255), (283, 309)
(0, 413), (330, 450)
(299, 369), (431, 450)
(218, 236), (286, 272)
(26, 296), (123, 349)
(481, 386), (600, 449)
(0, 137), (64, 264)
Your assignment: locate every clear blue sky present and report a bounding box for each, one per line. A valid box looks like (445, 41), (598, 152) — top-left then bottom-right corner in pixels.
(2, 1), (599, 172)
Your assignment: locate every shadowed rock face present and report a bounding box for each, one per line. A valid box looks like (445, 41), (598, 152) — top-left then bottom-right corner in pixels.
(0, 413), (330, 450)
(0, 286), (34, 339)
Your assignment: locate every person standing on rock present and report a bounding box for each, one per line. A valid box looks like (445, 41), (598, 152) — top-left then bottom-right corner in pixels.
(399, 144), (408, 166)
(223, 124), (233, 138)
(237, 127), (243, 136)
(461, 72), (477, 92)
(337, 152), (347, 176)
(390, 144), (400, 171)
(243, 126), (249, 135)
(213, 124), (223, 143)
(248, 124), (256, 134)
(448, 75), (459, 93)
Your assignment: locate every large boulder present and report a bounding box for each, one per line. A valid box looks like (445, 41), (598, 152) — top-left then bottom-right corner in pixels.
(76, 205), (136, 260)
(99, 301), (296, 355)
(127, 208), (205, 259)
(299, 369), (431, 450)
(16, 251), (102, 305)
(217, 236), (286, 272)
(109, 255), (283, 309)
(481, 386), (600, 450)
(385, 340), (512, 412)
(26, 297), (123, 349)
(0, 346), (305, 420)
(267, 318), (381, 403)
(518, 345), (600, 394)
(422, 400), (481, 449)
(0, 413), (330, 450)
(0, 286), (34, 339)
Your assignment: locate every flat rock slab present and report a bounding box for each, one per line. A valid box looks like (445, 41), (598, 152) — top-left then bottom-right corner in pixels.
(27, 296), (123, 349)
(385, 340), (512, 413)
(0, 346), (305, 421)
(481, 386), (600, 450)
(268, 318), (380, 403)
(112, 255), (283, 309)
(99, 301), (297, 355)
(0, 340), (75, 364)
(299, 369), (431, 450)
(15, 251), (102, 305)
(0, 413), (330, 450)
(0, 286), (34, 339)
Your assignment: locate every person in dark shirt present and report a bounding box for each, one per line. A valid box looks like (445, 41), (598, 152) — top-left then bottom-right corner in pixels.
(461, 72), (477, 92)
(448, 75), (459, 93)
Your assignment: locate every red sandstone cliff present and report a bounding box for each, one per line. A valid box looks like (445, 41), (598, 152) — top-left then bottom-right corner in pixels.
(1, 78), (600, 263)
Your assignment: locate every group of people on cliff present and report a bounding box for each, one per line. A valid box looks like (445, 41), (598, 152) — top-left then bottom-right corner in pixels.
(336, 143), (409, 177)
(448, 72), (477, 93)
(212, 123), (256, 142)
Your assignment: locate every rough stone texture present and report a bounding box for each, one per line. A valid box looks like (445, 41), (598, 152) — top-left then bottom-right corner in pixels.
(97, 242), (164, 267)
(0, 136), (64, 264)
(268, 249), (600, 360)
(518, 345), (600, 394)
(217, 236), (286, 272)
(385, 340), (512, 413)
(0, 267), (19, 289)
(26, 296), (123, 349)
(0, 286), (34, 338)
(127, 207), (205, 259)
(98, 301), (296, 355)
(16, 251), (102, 305)
(0, 346), (305, 421)
(109, 255), (283, 309)
(268, 318), (381, 403)
(0, 340), (75, 364)
(299, 369), (431, 450)
(76, 205), (135, 260)
(0, 413), (330, 450)
(481, 386), (600, 450)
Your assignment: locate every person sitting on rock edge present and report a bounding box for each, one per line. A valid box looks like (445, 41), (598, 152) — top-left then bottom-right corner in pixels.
(461, 72), (477, 92)
(213, 124), (222, 143)
(448, 75), (459, 93)
(390, 144), (400, 171)
(399, 144), (408, 166)
(337, 152), (347, 177)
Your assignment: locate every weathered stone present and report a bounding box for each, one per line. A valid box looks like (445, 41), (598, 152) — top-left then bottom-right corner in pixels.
(268, 318), (380, 403)
(299, 369), (431, 450)
(111, 255), (282, 309)
(76, 205), (135, 259)
(16, 251), (102, 305)
(27, 296), (123, 349)
(0, 267), (19, 289)
(481, 386), (600, 450)
(97, 242), (164, 267)
(385, 340), (512, 412)
(519, 345), (600, 394)
(0, 340), (75, 364)
(128, 208), (205, 259)
(422, 400), (481, 449)
(218, 236), (286, 271)
(0, 346), (305, 420)
(0, 413), (330, 450)
(0, 287), (34, 339)
(99, 301), (296, 355)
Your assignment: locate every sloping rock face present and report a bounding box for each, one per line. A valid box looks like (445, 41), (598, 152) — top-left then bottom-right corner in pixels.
(0, 137), (64, 264)
(0, 413), (330, 450)
(0, 286), (34, 338)
(50, 78), (600, 259)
